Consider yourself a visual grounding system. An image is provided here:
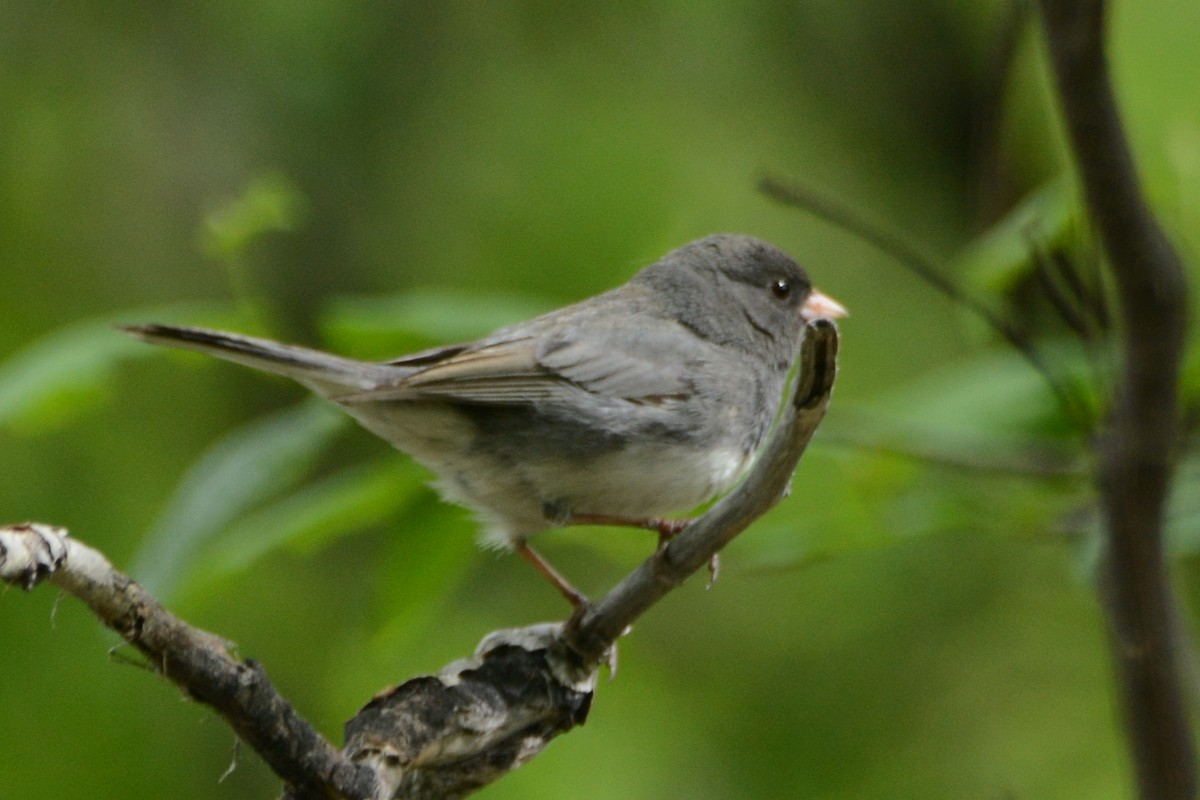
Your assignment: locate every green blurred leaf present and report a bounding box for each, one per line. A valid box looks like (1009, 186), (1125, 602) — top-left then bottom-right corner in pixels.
(319, 288), (552, 358)
(200, 172), (308, 261)
(957, 177), (1077, 295)
(732, 447), (904, 570)
(368, 499), (480, 652)
(1165, 459), (1200, 558)
(729, 340), (1096, 572)
(0, 320), (145, 433)
(735, 444), (1083, 574)
(864, 342), (1100, 440)
(185, 457), (429, 588)
(131, 397), (348, 596)
(0, 304), (237, 433)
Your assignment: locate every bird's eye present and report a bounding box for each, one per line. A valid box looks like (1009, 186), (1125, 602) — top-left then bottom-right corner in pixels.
(771, 279), (791, 301)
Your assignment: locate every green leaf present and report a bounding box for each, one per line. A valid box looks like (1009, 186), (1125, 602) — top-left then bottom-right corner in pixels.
(200, 172), (308, 261)
(131, 397), (348, 596)
(368, 499), (480, 653)
(732, 444), (1082, 574)
(186, 457), (429, 588)
(0, 304), (238, 433)
(861, 341), (1100, 440)
(0, 321), (144, 432)
(957, 177), (1077, 296)
(319, 288), (552, 358)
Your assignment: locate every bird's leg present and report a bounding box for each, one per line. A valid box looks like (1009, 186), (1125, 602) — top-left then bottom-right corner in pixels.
(516, 541), (590, 610)
(651, 517), (692, 549)
(565, 512), (692, 549)
(542, 501), (692, 550)
(517, 521), (618, 671)
(540, 504), (711, 598)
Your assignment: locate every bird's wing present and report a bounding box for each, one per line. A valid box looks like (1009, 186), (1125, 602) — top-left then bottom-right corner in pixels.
(535, 329), (693, 403)
(340, 325), (696, 406)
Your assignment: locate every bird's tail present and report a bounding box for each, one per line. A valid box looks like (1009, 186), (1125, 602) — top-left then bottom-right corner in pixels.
(120, 323), (394, 394)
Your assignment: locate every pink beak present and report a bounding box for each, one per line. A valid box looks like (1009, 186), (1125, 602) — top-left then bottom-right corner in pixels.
(801, 289), (848, 321)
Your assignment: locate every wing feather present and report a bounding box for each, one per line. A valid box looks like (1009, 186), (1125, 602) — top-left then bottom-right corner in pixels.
(340, 323), (701, 406)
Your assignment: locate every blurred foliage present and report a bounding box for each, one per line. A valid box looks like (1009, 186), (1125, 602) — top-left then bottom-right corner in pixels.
(201, 173), (308, 263)
(131, 396), (348, 596)
(3, 1), (1199, 799)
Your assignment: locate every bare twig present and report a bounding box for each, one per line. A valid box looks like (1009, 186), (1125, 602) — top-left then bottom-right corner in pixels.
(3, 320), (840, 799)
(1037, 1), (1195, 797)
(758, 176), (1094, 431)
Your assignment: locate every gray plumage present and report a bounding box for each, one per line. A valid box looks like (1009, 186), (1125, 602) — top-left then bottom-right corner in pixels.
(123, 234), (844, 554)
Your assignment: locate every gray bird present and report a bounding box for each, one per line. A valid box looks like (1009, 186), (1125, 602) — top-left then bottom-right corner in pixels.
(123, 234), (846, 606)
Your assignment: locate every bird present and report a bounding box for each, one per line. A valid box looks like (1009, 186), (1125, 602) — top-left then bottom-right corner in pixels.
(123, 234), (846, 607)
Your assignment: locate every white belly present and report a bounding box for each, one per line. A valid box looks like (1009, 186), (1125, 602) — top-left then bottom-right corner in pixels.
(465, 441), (754, 548)
(341, 400), (754, 550)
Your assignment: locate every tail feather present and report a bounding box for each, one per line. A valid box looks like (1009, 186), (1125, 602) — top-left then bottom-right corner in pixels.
(120, 324), (392, 393)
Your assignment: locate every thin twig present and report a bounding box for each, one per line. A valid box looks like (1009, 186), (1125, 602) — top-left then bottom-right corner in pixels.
(1029, 235), (1097, 342)
(758, 176), (1093, 431)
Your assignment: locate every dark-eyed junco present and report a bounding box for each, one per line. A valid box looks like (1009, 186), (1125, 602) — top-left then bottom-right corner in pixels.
(124, 234), (846, 606)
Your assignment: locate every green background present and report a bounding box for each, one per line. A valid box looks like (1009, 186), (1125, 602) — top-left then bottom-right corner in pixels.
(3, 2), (1199, 797)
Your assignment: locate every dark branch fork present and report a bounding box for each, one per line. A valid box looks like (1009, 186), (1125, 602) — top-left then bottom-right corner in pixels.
(766, 3), (1194, 797)
(1037, 2), (1195, 798)
(1, 320), (839, 800)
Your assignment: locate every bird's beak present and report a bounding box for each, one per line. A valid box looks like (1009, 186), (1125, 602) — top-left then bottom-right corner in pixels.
(801, 289), (848, 321)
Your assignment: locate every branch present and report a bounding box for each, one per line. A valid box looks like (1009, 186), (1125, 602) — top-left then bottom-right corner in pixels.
(3, 319), (840, 799)
(567, 318), (839, 660)
(1037, 1), (1195, 797)
(0, 522), (376, 800)
(757, 176), (1095, 432)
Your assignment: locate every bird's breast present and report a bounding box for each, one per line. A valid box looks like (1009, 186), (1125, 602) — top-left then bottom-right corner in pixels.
(528, 440), (755, 522)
